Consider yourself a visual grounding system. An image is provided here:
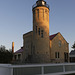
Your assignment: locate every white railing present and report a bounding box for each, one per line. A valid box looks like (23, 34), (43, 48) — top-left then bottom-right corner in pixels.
(1, 63), (75, 75)
(0, 64), (12, 75)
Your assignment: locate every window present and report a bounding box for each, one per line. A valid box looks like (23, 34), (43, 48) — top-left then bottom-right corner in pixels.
(45, 9), (48, 20)
(18, 54), (21, 60)
(43, 9), (44, 20)
(41, 30), (44, 38)
(59, 40), (61, 47)
(58, 52), (59, 58)
(38, 28), (40, 35)
(14, 55), (17, 60)
(36, 26), (37, 33)
(45, 9), (47, 13)
(37, 9), (39, 19)
(55, 52), (59, 58)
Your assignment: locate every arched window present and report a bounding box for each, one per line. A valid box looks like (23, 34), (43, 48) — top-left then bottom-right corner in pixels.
(59, 40), (61, 47)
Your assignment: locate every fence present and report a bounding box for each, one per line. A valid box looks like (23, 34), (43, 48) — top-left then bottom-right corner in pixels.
(1, 63), (75, 75)
(0, 64), (12, 75)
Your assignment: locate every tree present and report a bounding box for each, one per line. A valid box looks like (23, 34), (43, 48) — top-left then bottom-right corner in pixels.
(0, 45), (13, 63)
(72, 42), (75, 50)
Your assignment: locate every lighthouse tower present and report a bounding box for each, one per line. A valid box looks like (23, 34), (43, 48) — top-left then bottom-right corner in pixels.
(32, 0), (50, 63)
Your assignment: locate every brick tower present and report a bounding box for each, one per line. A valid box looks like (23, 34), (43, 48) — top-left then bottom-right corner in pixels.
(32, 0), (50, 63)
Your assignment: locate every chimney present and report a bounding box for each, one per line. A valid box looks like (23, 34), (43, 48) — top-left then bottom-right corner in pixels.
(21, 47), (23, 49)
(12, 42), (14, 53)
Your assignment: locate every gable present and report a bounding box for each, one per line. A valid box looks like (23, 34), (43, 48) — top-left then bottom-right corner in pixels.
(14, 47), (24, 54)
(51, 32), (68, 44)
(15, 49), (23, 54)
(49, 33), (58, 40)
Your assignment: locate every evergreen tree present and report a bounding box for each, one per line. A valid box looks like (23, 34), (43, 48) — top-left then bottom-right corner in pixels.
(0, 45), (13, 63)
(72, 42), (75, 50)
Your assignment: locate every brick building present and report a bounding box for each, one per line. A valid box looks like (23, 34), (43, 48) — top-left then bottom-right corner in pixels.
(50, 32), (69, 63)
(21, 32), (69, 63)
(14, 0), (69, 63)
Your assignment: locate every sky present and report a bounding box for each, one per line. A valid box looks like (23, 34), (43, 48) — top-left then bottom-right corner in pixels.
(0, 0), (75, 52)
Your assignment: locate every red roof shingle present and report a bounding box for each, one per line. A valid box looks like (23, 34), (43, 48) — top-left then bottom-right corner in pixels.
(49, 33), (58, 40)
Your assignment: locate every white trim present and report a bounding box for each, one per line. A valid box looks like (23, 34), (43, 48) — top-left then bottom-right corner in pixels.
(1, 63), (75, 75)
(10, 67), (13, 75)
(41, 66), (44, 75)
(11, 63), (75, 68)
(63, 65), (65, 72)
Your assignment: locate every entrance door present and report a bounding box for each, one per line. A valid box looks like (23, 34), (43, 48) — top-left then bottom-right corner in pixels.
(64, 52), (68, 62)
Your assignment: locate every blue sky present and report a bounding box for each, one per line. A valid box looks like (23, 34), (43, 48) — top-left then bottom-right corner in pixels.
(0, 0), (75, 52)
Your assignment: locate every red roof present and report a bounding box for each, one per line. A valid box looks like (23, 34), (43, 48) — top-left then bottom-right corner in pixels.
(49, 33), (58, 40)
(15, 47), (23, 53)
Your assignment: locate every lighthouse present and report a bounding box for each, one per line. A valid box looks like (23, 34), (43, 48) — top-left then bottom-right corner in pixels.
(32, 0), (50, 63)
